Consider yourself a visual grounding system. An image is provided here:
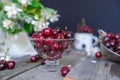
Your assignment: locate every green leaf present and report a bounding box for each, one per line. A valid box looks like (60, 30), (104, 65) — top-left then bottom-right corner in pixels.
(23, 23), (33, 34)
(0, 11), (5, 23)
(45, 7), (55, 13)
(0, 3), (4, 10)
(31, 0), (41, 8)
(12, 0), (18, 3)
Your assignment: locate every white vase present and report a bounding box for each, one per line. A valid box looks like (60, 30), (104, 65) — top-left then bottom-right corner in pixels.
(4, 31), (37, 58)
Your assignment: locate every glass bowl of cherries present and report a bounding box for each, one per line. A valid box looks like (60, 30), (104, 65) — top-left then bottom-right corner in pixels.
(98, 29), (120, 62)
(30, 27), (74, 72)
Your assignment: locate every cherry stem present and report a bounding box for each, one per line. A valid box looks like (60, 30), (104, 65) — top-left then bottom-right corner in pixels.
(81, 18), (86, 26)
(4, 48), (9, 61)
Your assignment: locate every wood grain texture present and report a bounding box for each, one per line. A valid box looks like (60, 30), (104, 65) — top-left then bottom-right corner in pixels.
(0, 56), (40, 80)
(67, 58), (120, 80)
(0, 50), (85, 80)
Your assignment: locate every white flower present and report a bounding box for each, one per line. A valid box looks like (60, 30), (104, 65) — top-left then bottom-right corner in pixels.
(34, 15), (39, 20)
(25, 17), (33, 24)
(18, 0), (31, 7)
(31, 20), (49, 31)
(41, 9), (60, 23)
(2, 19), (15, 29)
(4, 3), (22, 19)
(49, 11), (60, 22)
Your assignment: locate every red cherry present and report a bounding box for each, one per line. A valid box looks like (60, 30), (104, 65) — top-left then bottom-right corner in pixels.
(30, 56), (37, 62)
(42, 45), (51, 52)
(36, 35), (44, 47)
(34, 42), (41, 48)
(61, 66), (70, 77)
(52, 29), (58, 36)
(0, 61), (6, 70)
(95, 52), (102, 59)
(6, 61), (16, 69)
(35, 54), (41, 60)
(107, 33), (114, 39)
(56, 33), (64, 39)
(62, 41), (68, 49)
(83, 26), (90, 32)
(115, 44), (120, 51)
(52, 42), (60, 51)
(103, 37), (110, 43)
(42, 27), (52, 37)
(61, 30), (67, 37)
(55, 27), (62, 33)
(48, 50), (55, 57)
(41, 60), (46, 65)
(45, 37), (53, 46)
(55, 51), (62, 59)
(115, 34), (120, 39)
(37, 31), (43, 36)
(79, 26), (84, 32)
(65, 31), (73, 39)
(104, 42), (111, 48)
(32, 33), (37, 38)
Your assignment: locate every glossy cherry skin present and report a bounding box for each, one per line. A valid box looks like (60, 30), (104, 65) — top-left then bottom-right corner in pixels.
(61, 66), (70, 77)
(61, 30), (67, 37)
(6, 61), (16, 69)
(83, 26), (90, 32)
(36, 35), (44, 44)
(42, 45), (51, 52)
(62, 41), (68, 49)
(115, 34), (120, 39)
(48, 50), (55, 57)
(37, 31), (43, 36)
(0, 61), (6, 70)
(42, 27), (52, 37)
(95, 52), (102, 59)
(55, 33), (64, 39)
(45, 37), (53, 46)
(52, 42), (60, 51)
(79, 26), (84, 32)
(41, 59), (46, 65)
(55, 27), (62, 33)
(65, 31), (73, 39)
(32, 33), (37, 38)
(30, 56), (37, 62)
(52, 29), (58, 36)
(107, 33), (114, 39)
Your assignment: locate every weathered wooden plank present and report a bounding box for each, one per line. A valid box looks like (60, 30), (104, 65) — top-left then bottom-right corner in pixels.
(67, 58), (120, 80)
(0, 56), (40, 80)
(1, 50), (85, 80)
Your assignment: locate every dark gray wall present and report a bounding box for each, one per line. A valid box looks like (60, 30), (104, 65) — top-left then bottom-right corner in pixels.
(41, 0), (120, 35)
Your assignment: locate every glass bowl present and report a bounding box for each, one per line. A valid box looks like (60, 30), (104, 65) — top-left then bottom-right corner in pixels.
(100, 43), (120, 62)
(98, 29), (120, 62)
(30, 38), (74, 72)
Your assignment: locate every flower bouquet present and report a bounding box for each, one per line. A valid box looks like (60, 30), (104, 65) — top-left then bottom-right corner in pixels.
(0, 0), (60, 58)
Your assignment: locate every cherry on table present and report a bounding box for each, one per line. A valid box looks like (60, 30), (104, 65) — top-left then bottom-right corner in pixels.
(30, 56), (37, 62)
(0, 61), (6, 70)
(60, 66), (70, 77)
(95, 52), (102, 59)
(6, 61), (16, 69)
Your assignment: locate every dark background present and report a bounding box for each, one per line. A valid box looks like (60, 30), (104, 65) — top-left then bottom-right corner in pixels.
(41, 0), (120, 35)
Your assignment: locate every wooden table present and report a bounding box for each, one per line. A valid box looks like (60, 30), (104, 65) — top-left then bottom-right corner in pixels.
(67, 58), (120, 80)
(1, 49), (120, 80)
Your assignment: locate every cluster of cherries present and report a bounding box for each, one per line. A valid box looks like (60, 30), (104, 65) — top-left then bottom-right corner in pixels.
(102, 32), (120, 54)
(30, 54), (46, 65)
(31, 27), (73, 60)
(79, 25), (94, 33)
(0, 60), (15, 70)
